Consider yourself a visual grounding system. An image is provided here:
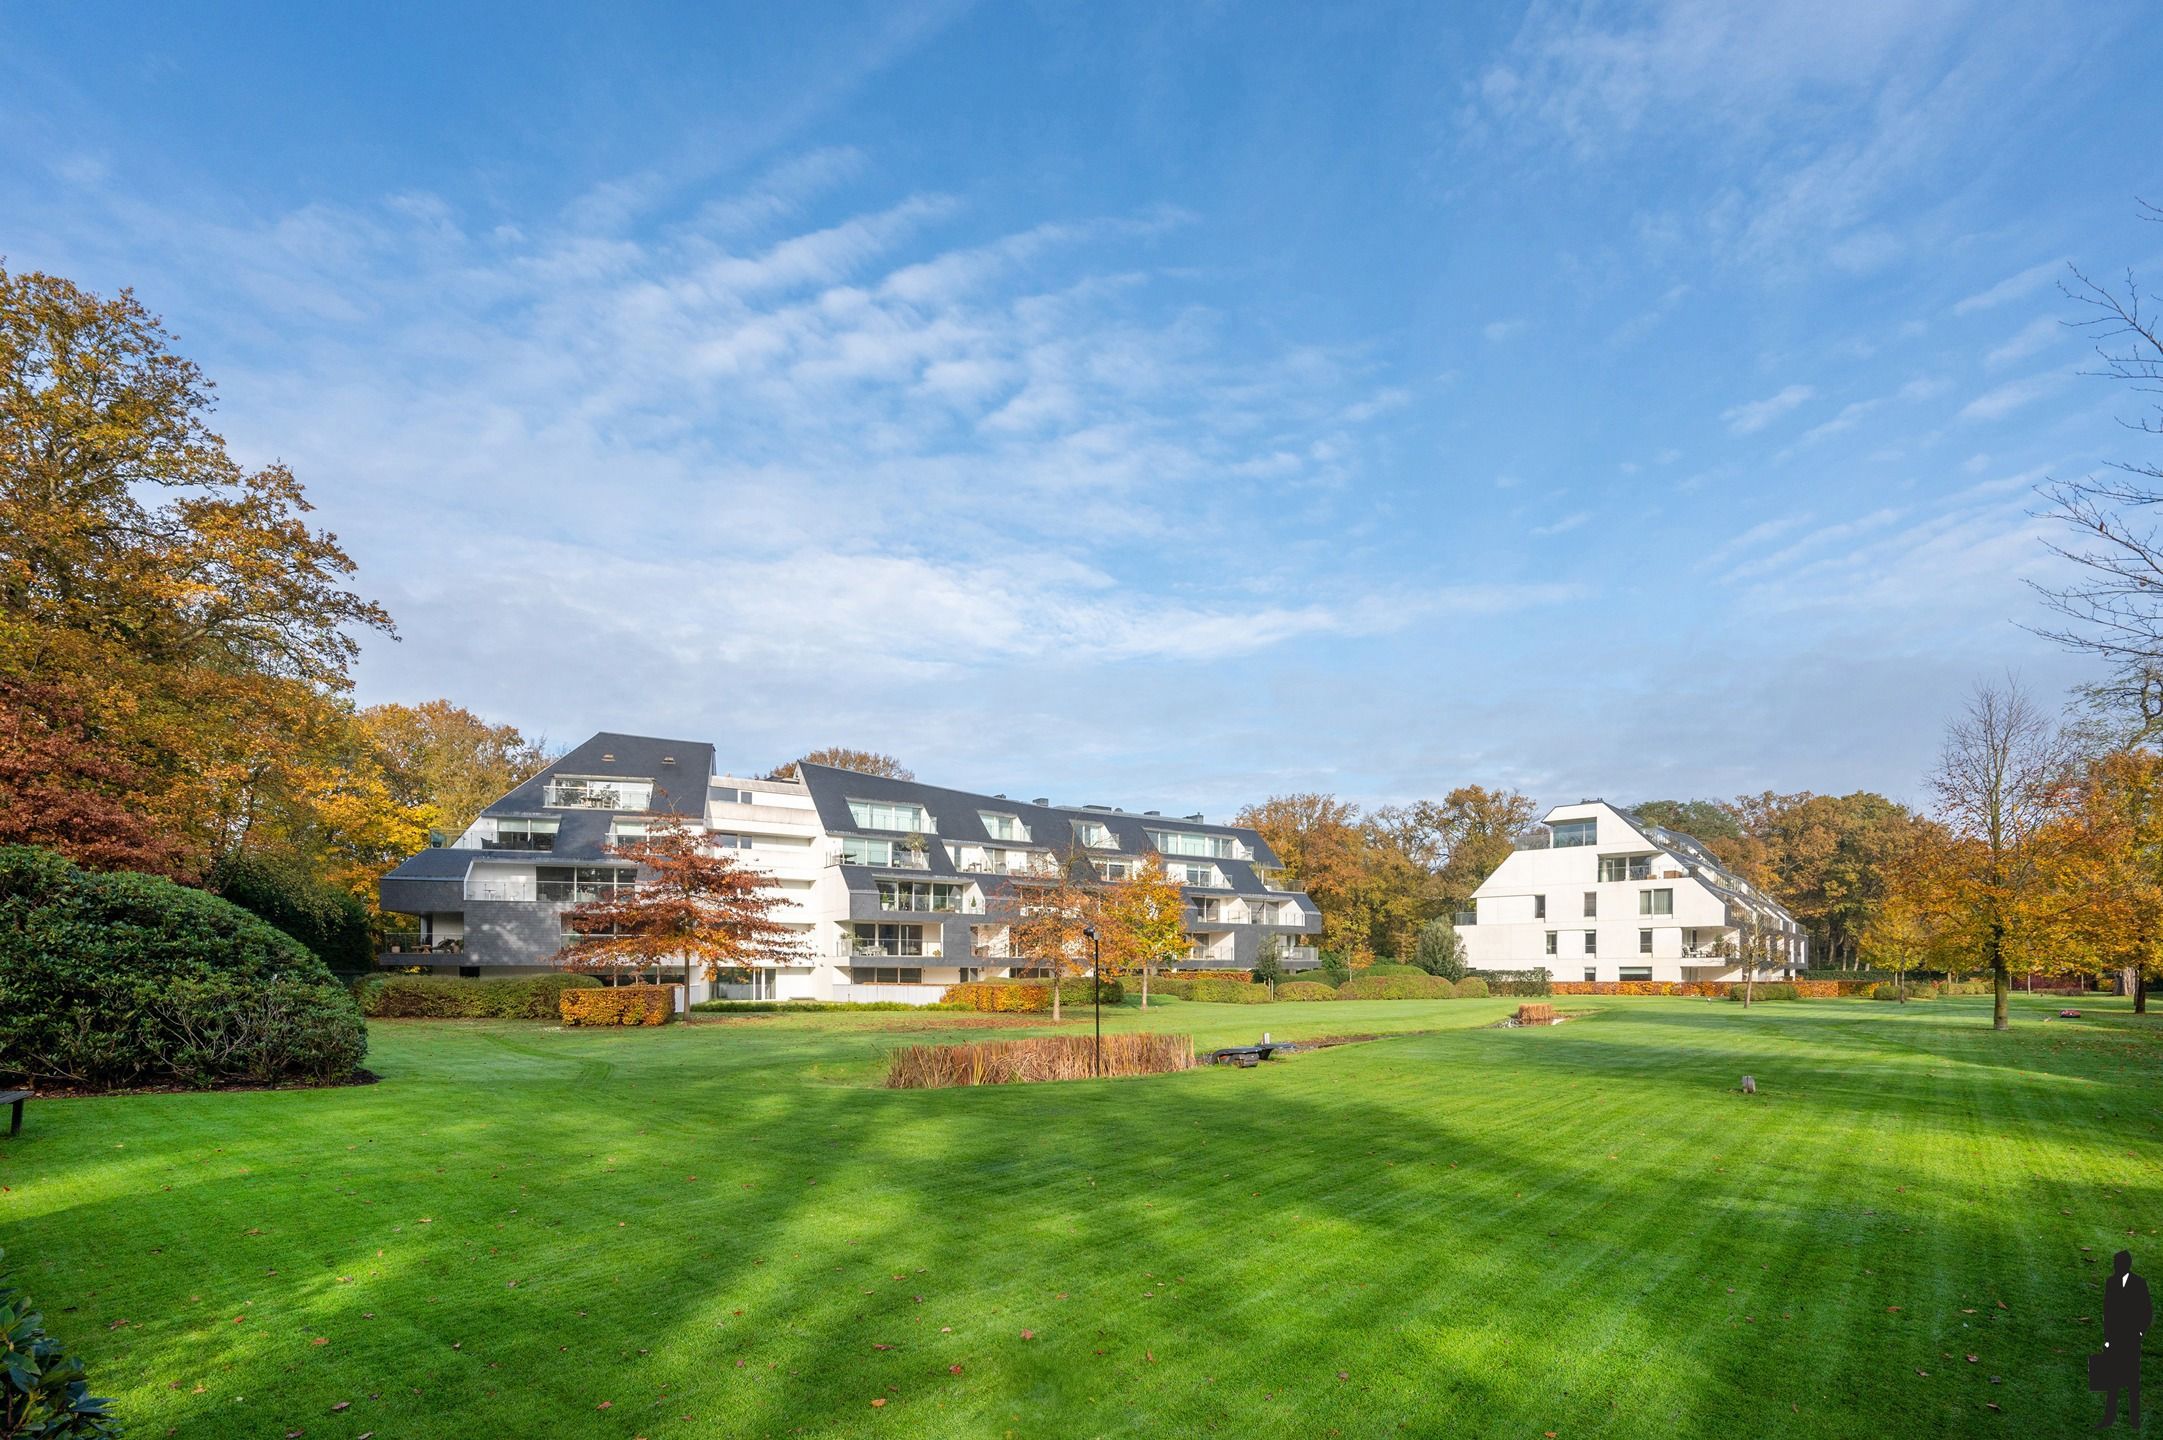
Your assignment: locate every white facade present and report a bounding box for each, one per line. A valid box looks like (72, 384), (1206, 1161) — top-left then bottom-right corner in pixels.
(1457, 801), (1805, 984)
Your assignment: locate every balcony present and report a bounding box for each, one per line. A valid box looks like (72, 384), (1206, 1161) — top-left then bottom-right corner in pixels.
(464, 879), (536, 902)
(1281, 945), (1319, 966)
(827, 846), (932, 870)
(876, 894), (985, 915)
(542, 782), (650, 811)
(838, 939), (945, 959)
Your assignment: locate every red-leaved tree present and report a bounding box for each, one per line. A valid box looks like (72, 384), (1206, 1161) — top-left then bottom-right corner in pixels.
(556, 812), (805, 986)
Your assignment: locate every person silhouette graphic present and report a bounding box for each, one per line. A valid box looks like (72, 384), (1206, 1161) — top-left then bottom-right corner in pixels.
(2097, 1250), (2152, 1429)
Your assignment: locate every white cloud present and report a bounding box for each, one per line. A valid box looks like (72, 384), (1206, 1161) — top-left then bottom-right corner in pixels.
(1531, 511), (1591, 537)
(1957, 373), (2063, 422)
(1984, 314), (2063, 368)
(1722, 383), (1815, 434)
(1952, 257), (2066, 315)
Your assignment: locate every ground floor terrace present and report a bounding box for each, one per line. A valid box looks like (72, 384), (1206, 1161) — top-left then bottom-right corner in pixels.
(4, 992), (2150, 1438)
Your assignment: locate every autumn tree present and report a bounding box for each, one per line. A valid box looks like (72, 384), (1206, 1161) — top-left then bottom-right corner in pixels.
(1097, 855), (1187, 1010)
(2034, 747), (2163, 1010)
(766, 748), (913, 782)
(0, 264), (399, 884)
(0, 672), (189, 877)
(557, 813), (805, 985)
(1929, 679), (2075, 1030)
(1236, 793), (1374, 959)
(360, 700), (555, 841)
(1413, 918), (1467, 980)
(992, 852), (1099, 1022)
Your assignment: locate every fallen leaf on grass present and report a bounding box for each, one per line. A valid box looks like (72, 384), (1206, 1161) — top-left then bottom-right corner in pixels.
(310, 1337), (328, 1347)
(948, 1365), (963, 1375)
(1020, 1330), (1035, 1341)
(870, 1398), (886, 1408)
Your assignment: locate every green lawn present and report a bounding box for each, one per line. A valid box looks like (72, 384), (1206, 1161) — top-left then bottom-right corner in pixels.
(4, 993), (2157, 1438)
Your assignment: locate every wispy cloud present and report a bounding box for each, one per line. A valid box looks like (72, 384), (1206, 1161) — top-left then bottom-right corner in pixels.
(1722, 383), (1815, 434)
(1953, 257), (2066, 315)
(1984, 314), (2063, 368)
(1531, 511), (1591, 537)
(1958, 372), (2064, 422)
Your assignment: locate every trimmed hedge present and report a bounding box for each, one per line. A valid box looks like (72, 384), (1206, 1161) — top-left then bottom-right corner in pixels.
(1274, 981), (1339, 1001)
(1357, 963), (1427, 978)
(0, 1247), (118, 1437)
(1192, 978), (1271, 1003)
(1729, 982), (1802, 1002)
(0, 845), (367, 1090)
(940, 978), (1126, 1013)
(1472, 969), (1551, 997)
(1453, 976), (1491, 999)
(1870, 981), (1938, 1000)
(1336, 973), (1456, 1000)
(356, 972), (601, 1019)
(561, 985), (679, 1026)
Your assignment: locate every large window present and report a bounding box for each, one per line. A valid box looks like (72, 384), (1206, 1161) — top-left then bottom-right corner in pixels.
(1093, 858), (1135, 882)
(537, 866), (638, 903)
(979, 812), (1030, 842)
(1618, 966), (1653, 982)
(1072, 819), (1118, 849)
(713, 787), (757, 806)
(877, 881), (969, 912)
(839, 835), (927, 868)
(850, 923), (925, 956)
(847, 799), (931, 832)
(543, 777), (653, 811)
(484, 818), (559, 851)
(1599, 855), (1654, 882)
(1640, 888), (1674, 916)
(1551, 817), (1598, 848)
(849, 966), (923, 985)
(1147, 829), (1238, 859)
(1169, 861), (1224, 887)
(707, 831), (753, 850)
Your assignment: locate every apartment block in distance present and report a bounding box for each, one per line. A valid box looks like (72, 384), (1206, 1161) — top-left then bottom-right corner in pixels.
(1457, 800), (1805, 983)
(378, 731), (1322, 1004)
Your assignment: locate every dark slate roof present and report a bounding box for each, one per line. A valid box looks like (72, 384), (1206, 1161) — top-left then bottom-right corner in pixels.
(484, 732), (713, 818)
(795, 763), (1311, 916)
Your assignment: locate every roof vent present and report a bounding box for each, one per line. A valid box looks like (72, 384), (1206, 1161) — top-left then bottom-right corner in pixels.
(1144, 810), (1161, 816)
(662, 755), (677, 765)
(1083, 803), (1111, 811)
(993, 793), (1007, 800)
(602, 752), (616, 762)
(1185, 812), (1204, 822)
(1032, 798), (1048, 806)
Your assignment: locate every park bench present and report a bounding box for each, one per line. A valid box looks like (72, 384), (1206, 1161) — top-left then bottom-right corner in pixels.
(1206, 1042), (1298, 1068)
(1, 1090), (29, 1137)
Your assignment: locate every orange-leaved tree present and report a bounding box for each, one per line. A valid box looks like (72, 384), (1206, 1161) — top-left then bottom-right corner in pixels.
(557, 812), (805, 986)
(1097, 855), (1188, 1010)
(2034, 747), (2163, 1009)
(993, 850), (1099, 1022)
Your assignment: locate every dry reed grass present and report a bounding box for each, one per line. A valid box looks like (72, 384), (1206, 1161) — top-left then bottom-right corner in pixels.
(885, 1032), (1196, 1088)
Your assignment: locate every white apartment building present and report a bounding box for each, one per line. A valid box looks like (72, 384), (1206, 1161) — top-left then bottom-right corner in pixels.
(380, 731), (1321, 1004)
(1457, 800), (1805, 983)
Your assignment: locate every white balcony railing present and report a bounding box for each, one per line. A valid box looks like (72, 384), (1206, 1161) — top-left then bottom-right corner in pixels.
(838, 941), (946, 959)
(827, 846), (932, 870)
(1281, 946), (1319, 965)
(464, 879), (536, 902)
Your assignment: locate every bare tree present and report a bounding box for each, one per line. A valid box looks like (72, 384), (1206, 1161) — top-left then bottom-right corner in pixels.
(1929, 679), (2074, 1030)
(2029, 204), (2163, 721)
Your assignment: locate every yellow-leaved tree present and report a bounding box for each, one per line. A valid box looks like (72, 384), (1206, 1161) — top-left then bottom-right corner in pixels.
(1098, 856), (1188, 1010)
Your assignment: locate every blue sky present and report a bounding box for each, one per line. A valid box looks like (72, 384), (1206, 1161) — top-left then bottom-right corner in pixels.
(6, 1), (2160, 818)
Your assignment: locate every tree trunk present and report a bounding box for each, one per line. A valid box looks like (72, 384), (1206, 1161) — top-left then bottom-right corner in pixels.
(1051, 974), (1062, 1023)
(2138, 962), (2150, 1015)
(1140, 963), (1151, 1011)
(1988, 921), (2009, 1031)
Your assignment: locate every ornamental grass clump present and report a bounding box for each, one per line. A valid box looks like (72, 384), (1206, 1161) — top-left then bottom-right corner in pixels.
(886, 1032), (1196, 1088)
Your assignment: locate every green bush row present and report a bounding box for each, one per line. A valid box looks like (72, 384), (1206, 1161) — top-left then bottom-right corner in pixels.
(0, 845), (367, 1091)
(354, 972), (601, 1019)
(1273, 981), (1340, 1001)
(1729, 982), (1802, 1002)
(1336, 973), (1458, 1000)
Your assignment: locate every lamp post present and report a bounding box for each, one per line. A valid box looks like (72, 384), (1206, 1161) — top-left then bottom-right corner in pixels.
(1083, 924), (1102, 1077)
